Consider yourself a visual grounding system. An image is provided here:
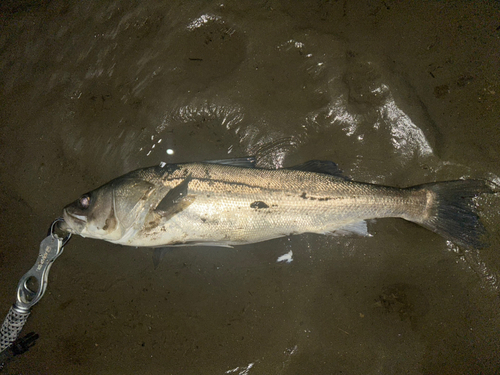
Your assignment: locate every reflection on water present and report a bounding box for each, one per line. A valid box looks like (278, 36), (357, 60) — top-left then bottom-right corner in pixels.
(0, 1), (499, 374)
(140, 60), (439, 174)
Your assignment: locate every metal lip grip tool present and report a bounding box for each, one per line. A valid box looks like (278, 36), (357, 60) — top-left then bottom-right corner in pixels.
(0, 218), (71, 364)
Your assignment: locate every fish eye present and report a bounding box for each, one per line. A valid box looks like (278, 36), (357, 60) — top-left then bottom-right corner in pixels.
(78, 194), (91, 209)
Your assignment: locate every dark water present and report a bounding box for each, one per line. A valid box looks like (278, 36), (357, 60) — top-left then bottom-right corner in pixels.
(1, 1), (500, 374)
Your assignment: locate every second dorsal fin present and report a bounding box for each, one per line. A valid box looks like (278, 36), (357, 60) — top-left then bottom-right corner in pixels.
(287, 160), (349, 179)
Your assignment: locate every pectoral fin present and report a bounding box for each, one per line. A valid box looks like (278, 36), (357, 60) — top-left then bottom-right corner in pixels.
(155, 175), (195, 220)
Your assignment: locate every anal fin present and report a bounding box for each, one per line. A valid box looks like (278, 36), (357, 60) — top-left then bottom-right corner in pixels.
(328, 221), (370, 237)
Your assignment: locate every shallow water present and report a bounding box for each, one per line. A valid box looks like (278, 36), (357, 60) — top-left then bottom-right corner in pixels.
(1, 1), (500, 374)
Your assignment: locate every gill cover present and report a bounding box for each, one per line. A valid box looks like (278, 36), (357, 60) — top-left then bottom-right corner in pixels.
(110, 177), (157, 231)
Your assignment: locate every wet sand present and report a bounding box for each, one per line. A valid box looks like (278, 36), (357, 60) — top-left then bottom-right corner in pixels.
(1, 1), (499, 374)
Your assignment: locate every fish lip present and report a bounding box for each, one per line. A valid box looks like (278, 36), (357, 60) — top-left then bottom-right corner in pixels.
(65, 210), (87, 224)
(57, 219), (71, 233)
(62, 207), (87, 233)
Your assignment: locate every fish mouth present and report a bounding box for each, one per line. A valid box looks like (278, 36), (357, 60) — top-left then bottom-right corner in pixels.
(57, 219), (71, 233)
(62, 208), (87, 234)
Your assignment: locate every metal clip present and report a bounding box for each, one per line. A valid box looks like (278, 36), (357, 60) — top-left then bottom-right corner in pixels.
(14, 218), (71, 312)
(1, 219), (71, 357)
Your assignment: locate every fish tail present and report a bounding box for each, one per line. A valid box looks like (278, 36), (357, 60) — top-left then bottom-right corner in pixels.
(411, 180), (494, 249)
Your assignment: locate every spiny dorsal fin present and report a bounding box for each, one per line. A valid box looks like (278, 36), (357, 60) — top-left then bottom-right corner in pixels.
(287, 160), (350, 179)
(203, 157), (256, 168)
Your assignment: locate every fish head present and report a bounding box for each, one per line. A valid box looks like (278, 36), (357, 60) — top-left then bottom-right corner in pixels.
(62, 184), (122, 241)
(62, 176), (157, 242)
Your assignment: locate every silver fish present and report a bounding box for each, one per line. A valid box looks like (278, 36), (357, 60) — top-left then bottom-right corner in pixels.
(60, 157), (493, 250)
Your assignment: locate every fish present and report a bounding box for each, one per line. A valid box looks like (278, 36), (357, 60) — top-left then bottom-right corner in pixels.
(60, 157), (494, 252)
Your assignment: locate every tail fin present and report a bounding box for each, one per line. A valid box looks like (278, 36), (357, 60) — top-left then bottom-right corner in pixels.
(413, 180), (494, 249)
